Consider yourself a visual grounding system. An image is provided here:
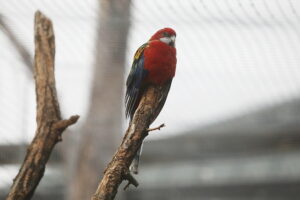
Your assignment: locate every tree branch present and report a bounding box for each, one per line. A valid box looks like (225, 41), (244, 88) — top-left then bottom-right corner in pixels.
(6, 11), (79, 200)
(147, 123), (165, 132)
(0, 14), (33, 75)
(69, 1), (131, 199)
(91, 84), (170, 200)
(123, 172), (139, 190)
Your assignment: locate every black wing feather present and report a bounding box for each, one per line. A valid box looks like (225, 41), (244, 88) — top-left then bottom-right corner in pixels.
(125, 43), (148, 119)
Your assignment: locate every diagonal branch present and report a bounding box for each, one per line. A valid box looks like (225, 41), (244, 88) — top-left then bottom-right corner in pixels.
(147, 123), (165, 132)
(91, 83), (171, 200)
(0, 14), (33, 75)
(6, 11), (79, 200)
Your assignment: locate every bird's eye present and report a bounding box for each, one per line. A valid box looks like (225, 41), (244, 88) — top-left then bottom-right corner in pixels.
(163, 32), (170, 37)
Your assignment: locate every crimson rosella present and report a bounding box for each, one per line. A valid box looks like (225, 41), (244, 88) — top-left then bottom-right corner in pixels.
(125, 28), (177, 174)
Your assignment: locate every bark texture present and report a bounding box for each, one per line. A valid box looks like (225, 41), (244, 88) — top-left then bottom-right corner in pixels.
(6, 11), (79, 200)
(92, 84), (170, 200)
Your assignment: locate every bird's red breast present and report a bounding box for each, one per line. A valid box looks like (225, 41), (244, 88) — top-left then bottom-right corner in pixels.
(125, 27), (177, 120)
(144, 40), (177, 85)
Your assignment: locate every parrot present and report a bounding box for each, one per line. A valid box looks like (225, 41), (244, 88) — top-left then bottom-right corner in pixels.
(125, 27), (177, 174)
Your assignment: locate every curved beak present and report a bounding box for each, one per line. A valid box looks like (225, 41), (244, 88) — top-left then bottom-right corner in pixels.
(170, 35), (176, 47)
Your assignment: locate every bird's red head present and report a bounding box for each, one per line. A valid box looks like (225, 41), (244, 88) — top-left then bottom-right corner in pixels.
(149, 27), (176, 47)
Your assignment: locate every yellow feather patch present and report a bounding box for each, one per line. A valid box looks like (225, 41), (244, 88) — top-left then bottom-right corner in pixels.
(134, 44), (148, 60)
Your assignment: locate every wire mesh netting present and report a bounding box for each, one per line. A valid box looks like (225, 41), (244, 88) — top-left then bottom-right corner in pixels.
(0, 0), (300, 199)
(127, 0), (300, 135)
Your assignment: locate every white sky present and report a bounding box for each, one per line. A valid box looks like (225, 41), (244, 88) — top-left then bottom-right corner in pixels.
(0, 0), (300, 143)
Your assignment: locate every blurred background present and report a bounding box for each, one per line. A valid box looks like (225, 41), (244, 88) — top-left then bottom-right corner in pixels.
(1, 0), (300, 199)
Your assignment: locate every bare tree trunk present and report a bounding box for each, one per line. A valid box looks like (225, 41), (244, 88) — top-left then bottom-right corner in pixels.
(68, 0), (131, 199)
(92, 85), (169, 200)
(6, 11), (79, 200)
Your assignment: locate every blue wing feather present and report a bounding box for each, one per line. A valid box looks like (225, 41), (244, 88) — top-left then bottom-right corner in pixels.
(125, 43), (148, 119)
